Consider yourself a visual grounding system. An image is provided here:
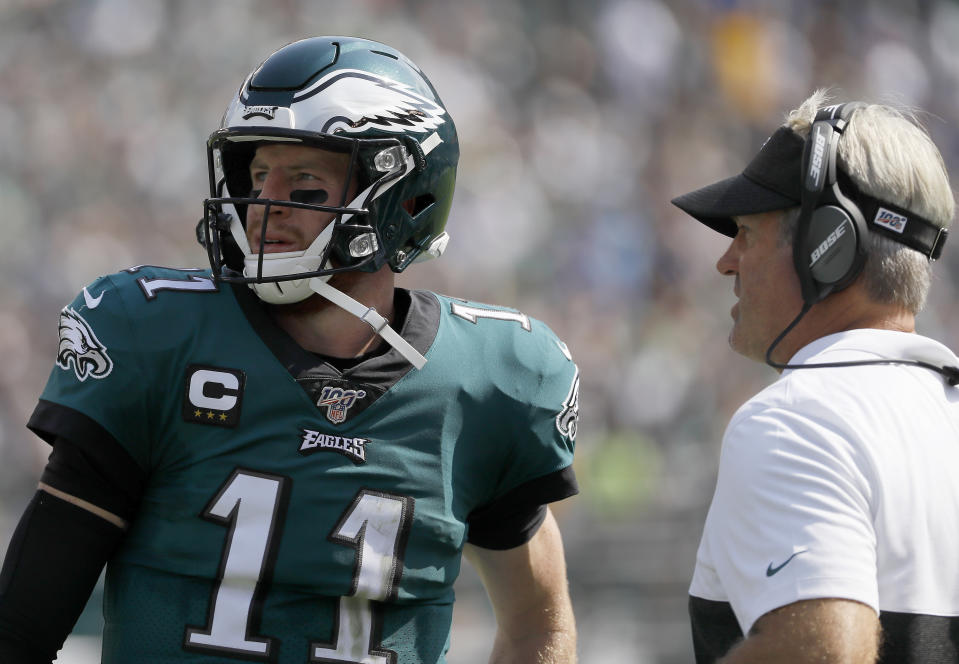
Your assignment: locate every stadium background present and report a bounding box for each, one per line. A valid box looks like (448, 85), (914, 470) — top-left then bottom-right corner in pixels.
(2, 0), (958, 661)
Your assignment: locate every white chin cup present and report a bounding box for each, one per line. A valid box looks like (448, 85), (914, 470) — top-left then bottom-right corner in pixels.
(244, 251), (331, 305)
(243, 219), (338, 305)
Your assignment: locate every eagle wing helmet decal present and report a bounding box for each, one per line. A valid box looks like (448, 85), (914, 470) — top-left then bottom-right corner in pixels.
(292, 70), (448, 135)
(56, 307), (114, 381)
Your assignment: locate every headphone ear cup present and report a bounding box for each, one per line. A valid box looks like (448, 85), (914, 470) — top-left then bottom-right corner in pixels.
(794, 102), (871, 305)
(804, 205), (863, 291)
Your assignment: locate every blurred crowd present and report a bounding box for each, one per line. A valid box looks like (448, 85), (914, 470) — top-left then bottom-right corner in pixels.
(2, 0), (959, 662)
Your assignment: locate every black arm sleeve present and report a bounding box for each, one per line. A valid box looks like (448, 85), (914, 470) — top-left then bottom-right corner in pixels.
(40, 436), (145, 523)
(466, 465), (578, 550)
(0, 400), (148, 663)
(28, 400), (147, 521)
(0, 490), (126, 664)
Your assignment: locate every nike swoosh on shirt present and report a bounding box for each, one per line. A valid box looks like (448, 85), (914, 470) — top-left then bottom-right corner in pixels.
(83, 287), (105, 309)
(766, 549), (808, 577)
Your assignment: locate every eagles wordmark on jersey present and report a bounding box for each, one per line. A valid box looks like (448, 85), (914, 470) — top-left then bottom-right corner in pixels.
(30, 265), (579, 663)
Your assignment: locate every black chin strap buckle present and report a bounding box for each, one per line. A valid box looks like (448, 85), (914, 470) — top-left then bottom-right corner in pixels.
(212, 212), (233, 231)
(196, 213), (233, 244)
(195, 219), (206, 247)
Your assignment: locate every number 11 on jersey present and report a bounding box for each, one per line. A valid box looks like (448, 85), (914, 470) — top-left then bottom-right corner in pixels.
(184, 469), (415, 663)
(184, 469), (288, 658)
(311, 491), (414, 663)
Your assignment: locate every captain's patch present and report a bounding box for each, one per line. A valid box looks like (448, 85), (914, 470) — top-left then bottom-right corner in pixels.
(56, 308), (114, 382)
(182, 365), (246, 428)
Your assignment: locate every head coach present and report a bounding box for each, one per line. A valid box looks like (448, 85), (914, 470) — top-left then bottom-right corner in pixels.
(672, 89), (959, 663)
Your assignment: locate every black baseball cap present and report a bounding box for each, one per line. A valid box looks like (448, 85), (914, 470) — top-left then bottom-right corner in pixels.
(671, 125), (948, 259)
(671, 127), (805, 237)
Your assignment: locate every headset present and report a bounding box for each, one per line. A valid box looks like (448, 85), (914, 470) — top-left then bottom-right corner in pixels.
(793, 102), (868, 306)
(766, 103), (959, 386)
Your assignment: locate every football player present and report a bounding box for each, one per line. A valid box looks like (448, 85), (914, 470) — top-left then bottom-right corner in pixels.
(0, 36), (580, 664)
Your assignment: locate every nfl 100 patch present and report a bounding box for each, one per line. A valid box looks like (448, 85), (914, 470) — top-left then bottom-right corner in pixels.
(316, 385), (368, 424)
(296, 376), (382, 425)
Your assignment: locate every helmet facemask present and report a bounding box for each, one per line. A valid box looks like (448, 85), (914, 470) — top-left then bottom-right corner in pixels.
(202, 129), (414, 304)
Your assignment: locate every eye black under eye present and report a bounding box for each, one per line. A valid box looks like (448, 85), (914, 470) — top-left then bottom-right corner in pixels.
(290, 190), (329, 204)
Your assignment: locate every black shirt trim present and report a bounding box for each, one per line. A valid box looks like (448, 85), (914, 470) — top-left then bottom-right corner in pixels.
(688, 595), (959, 663)
(878, 611), (959, 662)
(689, 595), (742, 663)
(467, 466), (578, 550)
(27, 400), (147, 517)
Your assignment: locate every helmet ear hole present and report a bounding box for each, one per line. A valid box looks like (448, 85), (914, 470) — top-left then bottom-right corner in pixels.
(404, 194), (435, 217)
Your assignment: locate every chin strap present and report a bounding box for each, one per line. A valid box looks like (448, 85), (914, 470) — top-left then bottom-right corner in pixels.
(308, 278), (427, 369)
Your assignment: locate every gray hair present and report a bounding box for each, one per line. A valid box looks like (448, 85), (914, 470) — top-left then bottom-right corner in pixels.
(778, 89), (955, 314)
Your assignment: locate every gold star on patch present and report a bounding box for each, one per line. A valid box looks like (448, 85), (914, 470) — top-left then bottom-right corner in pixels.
(219, 413), (228, 421)
(206, 411), (215, 419)
(194, 409), (202, 418)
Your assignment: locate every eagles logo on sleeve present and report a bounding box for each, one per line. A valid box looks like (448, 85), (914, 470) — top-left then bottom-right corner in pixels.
(56, 307), (114, 382)
(556, 369), (580, 440)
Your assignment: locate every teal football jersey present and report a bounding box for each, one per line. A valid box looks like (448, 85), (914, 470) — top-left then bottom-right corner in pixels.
(29, 266), (579, 664)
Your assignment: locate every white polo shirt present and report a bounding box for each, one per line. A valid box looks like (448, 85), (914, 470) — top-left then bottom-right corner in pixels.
(690, 329), (959, 639)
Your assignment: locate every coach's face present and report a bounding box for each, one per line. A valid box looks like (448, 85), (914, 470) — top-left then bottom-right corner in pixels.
(715, 211), (804, 363)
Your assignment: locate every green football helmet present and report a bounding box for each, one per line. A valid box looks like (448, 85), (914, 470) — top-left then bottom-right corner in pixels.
(200, 36), (459, 306)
